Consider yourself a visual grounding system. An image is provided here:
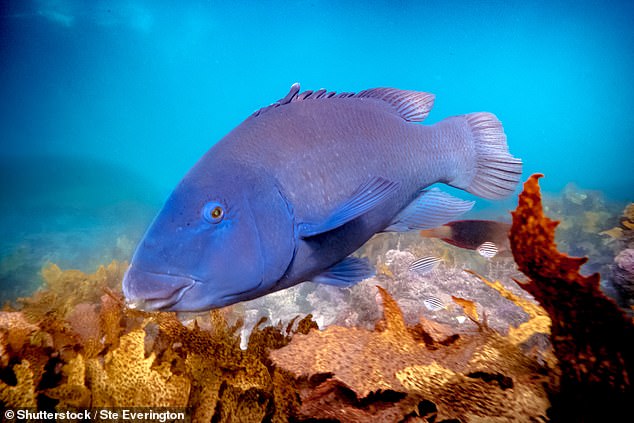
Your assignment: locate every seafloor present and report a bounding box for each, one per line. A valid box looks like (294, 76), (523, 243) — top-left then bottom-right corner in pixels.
(1, 176), (632, 422)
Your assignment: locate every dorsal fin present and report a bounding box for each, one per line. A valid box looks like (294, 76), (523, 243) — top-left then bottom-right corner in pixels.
(251, 83), (435, 122)
(354, 88), (435, 122)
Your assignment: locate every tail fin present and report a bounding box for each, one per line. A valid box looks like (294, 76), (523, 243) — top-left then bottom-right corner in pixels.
(451, 113), (522, 199)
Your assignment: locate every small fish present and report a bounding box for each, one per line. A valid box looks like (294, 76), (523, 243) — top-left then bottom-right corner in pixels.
(420, 219), (511, 254)
(423, 296), (446, 311)
(123, 83), (522, 311)
(476, 241), (499, 259)
(409, 256), (443, 274)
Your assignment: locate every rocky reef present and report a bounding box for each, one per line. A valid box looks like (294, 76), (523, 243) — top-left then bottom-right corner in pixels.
(605, 203), (634, 307)
(1, 175), (632, 422)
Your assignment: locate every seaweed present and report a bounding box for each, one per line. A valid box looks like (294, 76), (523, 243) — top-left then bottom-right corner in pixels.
(510, 174), (634, 421)
(0, 262), (319, 421)
(1, 256), (551, 422)
(271, 286), (552, 422)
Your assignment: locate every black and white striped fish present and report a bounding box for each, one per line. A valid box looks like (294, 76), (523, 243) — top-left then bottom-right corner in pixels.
(476, 241), (498, 259)
(409, 256), (442, 274)
(423, 296), (446, 311)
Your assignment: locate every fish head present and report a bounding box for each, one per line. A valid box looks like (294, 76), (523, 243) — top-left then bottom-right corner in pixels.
(122, 165), (295, 311)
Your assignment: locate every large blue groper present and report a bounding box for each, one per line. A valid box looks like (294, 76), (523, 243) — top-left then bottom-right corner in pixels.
(123, 84), (522, 311)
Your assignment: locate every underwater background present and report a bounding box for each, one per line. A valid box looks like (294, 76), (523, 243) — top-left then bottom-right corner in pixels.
(2, 2), (634, 421)
(1, 0), (633, 302)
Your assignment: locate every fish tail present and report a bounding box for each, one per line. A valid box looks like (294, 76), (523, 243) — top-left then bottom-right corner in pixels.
(439, 113), (523, 199)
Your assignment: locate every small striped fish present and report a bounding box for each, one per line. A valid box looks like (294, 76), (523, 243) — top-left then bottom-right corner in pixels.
(476, 241), (498, 259)
(409, 256), (442, 274)
(423, 296), (445, 311)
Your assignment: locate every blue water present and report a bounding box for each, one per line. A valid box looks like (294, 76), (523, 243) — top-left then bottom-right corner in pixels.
(1, 1), (633, 301)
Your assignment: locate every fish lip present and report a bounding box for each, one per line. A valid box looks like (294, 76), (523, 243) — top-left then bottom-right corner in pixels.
(219, 279), (264, 304)
(123, 269), (200, 311)
(141, 280), (198, 311)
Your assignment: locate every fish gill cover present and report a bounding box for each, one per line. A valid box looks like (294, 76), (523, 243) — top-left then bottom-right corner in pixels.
(1, 174), (632, 421)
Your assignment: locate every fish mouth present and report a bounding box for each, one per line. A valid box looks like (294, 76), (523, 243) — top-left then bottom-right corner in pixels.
(123, 267), (267, 311)
(123, 267), (199, 311)
(142, 282), (197, 310)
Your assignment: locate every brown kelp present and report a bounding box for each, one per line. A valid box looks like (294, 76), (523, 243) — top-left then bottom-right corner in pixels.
(271, 285), (553, 422)
(0, 261), (318, 421)
(510, 174), (634, 421)
(1, 256), (554, 421)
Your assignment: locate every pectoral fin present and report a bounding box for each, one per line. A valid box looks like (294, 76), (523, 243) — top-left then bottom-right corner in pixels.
(312, 257), (374, 287)
(384, 188), (474, 232)
(299, 176), (399, 238)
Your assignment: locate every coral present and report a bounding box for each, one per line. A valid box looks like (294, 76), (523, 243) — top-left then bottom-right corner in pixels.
(271, 286), (551, 422)
(510, 174), (634, 420)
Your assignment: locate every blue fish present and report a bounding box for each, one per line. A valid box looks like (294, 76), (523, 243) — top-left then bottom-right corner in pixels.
(122, 84), (522, 311)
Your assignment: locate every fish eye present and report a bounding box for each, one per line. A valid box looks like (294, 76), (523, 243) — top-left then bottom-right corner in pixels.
(202, 202), (224, 224)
